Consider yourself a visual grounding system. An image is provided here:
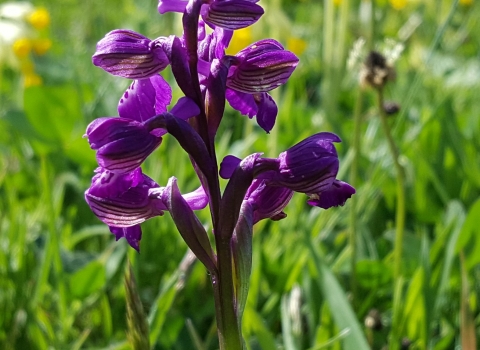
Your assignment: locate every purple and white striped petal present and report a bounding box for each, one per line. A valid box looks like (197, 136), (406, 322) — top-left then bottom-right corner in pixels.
(85, 168), (166, 228)
(92, 30), (169, 79)
(86, 117), (162, 173)
(204, 0), (264, 30)
(227, 39), (298, 93)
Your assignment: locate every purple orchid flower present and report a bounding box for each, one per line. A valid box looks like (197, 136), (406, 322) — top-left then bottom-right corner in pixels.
(195, 22), (298, 133)
(85, 167), (208, 251)
(87, 0), (355, 347)
(220, 155), (293, 223)
(85, 167), (167, 228)
(159, 0), (264, 30)
(225, 39), (298, 133)
(220, 132), (355, 214)
(85, 75), (199, 174)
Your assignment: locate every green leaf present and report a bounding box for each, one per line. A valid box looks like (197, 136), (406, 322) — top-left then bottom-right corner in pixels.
(308, 244), (370, 350)
(243, 306), (277, 350)
(69, 260), (106, 299)
(356, 260), (391, 289)
(23, 85), (82, 144)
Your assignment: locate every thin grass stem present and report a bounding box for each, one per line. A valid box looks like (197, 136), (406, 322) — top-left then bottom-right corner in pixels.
(349, 88), (364, 307)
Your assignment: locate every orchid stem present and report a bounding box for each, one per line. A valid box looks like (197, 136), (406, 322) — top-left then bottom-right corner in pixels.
(376, 88), (406, 349)
(213, 236), (242, 350)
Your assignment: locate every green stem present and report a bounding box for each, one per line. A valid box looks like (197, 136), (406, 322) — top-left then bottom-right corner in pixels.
(376, 88), (406, 350)
(349, 88), (364, 307)
(376, 89), (405, 281)
(212, 236), (242, 350)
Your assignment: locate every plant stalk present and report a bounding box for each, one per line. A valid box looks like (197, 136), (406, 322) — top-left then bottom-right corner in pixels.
(212, 236), (243, 350)
(376, 89), (405, 281)
(376, 88), (406, 349)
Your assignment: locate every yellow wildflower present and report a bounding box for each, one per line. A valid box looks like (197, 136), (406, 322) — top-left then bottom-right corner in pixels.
(389, 0), (407, 10)
(333, 0), (342, 6)
(12, 38), (32, 58)
(226, 27), (253, 55)
(27, 7), (50, 29)
(460, 0), (473, 5)
(287, 37), (307, 56)
(24, 72), (43, 87)
(33, 38), (52, 55)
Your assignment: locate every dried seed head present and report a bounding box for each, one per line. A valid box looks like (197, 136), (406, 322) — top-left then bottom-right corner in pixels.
(383, 101), (401, 116)
(360, 51), (396, 89)
(401, 337), (412, 350)
(364, 308), (383, 331)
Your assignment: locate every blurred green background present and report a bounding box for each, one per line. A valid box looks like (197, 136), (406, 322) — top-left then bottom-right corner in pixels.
(1, 0), (479, 349)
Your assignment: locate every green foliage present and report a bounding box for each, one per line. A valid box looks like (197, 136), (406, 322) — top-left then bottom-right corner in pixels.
(1, 0), (480, 349)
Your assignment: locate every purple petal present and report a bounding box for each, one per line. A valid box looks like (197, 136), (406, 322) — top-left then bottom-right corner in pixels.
(212, 28), (233, 60)
(96, 133), (162, 173)
(227, 39), (299, 93)
(226, 88), (257, 118)
(245, 180), (294, 224)
(220, 155), (242, 179)
(273, 132), (341, 193)
(198, 25), (233, 63)
(182, 186), (209, 210)
(204, 0), (264, 30)
(85, 168), (166, 227)
(169, 96), (200, 120)
(92, 30), (169, 79)
(110, 225), (142, 251)
(118, 75), (172, 122)
(88, 167), (143, 199)
(158, 0), (188, 14)
(225, 89), (278, 133)
(86, 117), (163, 173)
(255, 92), (277, 133)
(307, 180), (355, 209)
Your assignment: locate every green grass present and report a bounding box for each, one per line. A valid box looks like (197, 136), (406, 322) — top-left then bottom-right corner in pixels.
(1, 0), (479, 349)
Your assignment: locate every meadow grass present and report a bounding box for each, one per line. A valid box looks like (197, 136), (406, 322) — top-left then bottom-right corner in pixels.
(1, 0), (479, 349)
